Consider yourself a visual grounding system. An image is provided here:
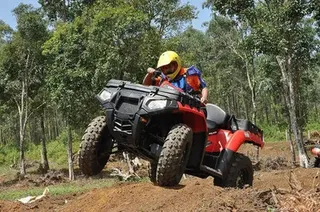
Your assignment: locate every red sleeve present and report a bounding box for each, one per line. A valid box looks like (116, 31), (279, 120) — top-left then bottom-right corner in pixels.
(186, 75), (201, 91)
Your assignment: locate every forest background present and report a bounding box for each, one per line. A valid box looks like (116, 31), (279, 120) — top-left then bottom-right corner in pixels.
(1, 0), (320, 175)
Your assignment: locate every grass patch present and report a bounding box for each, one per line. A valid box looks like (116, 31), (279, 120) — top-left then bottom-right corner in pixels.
(0, 129), (82, 167)
(259, 124), (286, 142)
(0, 178), (118, 201)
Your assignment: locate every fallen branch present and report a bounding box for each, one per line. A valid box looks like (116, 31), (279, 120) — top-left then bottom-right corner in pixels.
(17, 187), (49, 204)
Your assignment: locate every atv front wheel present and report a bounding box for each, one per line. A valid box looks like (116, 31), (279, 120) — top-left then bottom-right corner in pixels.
(79, 116), (113, 176)
(214, 153), (253, 188)
(156, 124), (193, 186)
(309, 157), (320, 168)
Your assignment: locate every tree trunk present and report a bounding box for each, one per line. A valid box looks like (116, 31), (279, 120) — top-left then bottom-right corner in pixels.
(264, 103), (269, 124)
(28, 117), (39, 145)
(242, 91), (249, 120)
(272, 95), (279, 125)
(286, 128), (296, 166)
(276, 56), (308, 167)
(245, 56), (259, 161)
(0, 127), (3, 145)
(19, 81), (27, 177)
(55, 110), (59, 138)
(19, 128), (26, 176)
(40, 110), (49, 173)
(67, 124), (74, 180)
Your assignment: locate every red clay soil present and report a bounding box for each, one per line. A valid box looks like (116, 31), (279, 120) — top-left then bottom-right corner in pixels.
(1, 142), (320, 212)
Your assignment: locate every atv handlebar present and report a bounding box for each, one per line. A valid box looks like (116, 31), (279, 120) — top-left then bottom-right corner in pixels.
(151, 70), (162, 85)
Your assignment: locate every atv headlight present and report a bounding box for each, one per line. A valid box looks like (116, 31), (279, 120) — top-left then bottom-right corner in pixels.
(98, 90), (113, 102)
(147, 99), (168, 110)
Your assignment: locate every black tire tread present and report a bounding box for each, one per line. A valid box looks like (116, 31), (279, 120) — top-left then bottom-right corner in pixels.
(214, 153), (253, 188)
(79, 116), (112, 176)
(156, 124), (192, 186)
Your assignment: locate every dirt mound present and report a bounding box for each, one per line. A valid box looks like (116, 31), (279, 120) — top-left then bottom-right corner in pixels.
(310, 131), (320, 140)
(0, 193), (81, 212)
(2, 168), (319, 212)
(58, 168), (320, 212)
(1, 142), (320, 211)
(58, 179), (271, 212)
(260, 156), (291, 171)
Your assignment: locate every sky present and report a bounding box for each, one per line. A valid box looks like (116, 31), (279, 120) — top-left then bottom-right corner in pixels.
(0, 0), (211, 31)
(182, 0), (211, 31)
(0, 0), (40, 28)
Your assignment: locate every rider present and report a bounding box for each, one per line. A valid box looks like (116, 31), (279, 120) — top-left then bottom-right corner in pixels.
(143, 51), (209, 104)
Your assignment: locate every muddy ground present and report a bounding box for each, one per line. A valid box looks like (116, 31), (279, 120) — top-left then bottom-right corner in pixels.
(1, 141), (320, 212)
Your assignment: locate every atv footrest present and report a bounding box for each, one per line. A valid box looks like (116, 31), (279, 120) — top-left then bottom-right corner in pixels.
(200, 165), (222, 178)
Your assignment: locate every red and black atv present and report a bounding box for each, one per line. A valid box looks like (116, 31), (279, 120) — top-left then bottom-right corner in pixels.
(309, 146), (320, 168)
(79, 77), (264, 188)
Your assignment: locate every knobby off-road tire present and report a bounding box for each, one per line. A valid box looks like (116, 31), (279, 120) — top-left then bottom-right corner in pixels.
(214, 153), (253, 188)
(79, 116), (113, 176)
(156, 124), (193, 186)
(309, 157), (320, 168)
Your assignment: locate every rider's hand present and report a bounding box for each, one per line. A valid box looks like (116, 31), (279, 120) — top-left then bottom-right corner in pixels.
(201, 97), (208, 104)
(147, 67), (156, 74)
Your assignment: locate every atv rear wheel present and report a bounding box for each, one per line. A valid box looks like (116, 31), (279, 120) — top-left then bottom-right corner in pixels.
(156, 124), (193, 186)
(214, 153), (253, 188)
(309, 157), (320, 168)
(79, 116), (113, 176)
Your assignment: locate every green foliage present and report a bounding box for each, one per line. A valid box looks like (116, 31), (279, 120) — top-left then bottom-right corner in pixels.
(0, 20), (13, 46)
(38, 0), (96, 22)
(127, 0), (197, 37)
(205, 0), (254, 18)
(164, 27), (208, 68)
(305, 122), (320, 131)
(260, 124), (286, 142)
(39, 130), (81, 165)
(42, 2), (163, 126)
(0, 129), (81, 166)
(0, 144), (19, 165)
(1, 0), (320, 169)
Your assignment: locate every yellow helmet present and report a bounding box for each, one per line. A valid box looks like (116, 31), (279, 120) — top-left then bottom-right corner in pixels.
(156, 51), (181, 79)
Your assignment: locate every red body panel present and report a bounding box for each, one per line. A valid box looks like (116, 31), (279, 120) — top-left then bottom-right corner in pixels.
(160, 80), (265, 152)
(206, 130), (232, 152)
(176, 102), (207, 133)
(206, 129), (264, 153)
(225, 130), (264, 152)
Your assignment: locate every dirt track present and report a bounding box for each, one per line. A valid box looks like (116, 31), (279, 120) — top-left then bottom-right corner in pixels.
(1, 142), (320, 211)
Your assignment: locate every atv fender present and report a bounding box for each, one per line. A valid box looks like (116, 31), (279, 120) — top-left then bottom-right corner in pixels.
(217, 130), (263, 178)
(176, 102), (207, 133)
(225, 130), (264, 152)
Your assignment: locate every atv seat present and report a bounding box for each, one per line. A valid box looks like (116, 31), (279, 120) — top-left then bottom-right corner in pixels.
(206, 104), (231, 133)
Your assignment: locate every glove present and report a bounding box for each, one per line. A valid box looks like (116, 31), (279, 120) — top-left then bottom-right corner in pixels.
(147, 67), (156, 74)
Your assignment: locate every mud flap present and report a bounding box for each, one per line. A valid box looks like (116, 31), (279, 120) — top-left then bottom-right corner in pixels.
(217, 149), (235, 178)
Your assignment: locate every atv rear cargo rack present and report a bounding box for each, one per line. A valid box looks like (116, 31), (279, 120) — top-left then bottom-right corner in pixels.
(231, 117), (263, 136)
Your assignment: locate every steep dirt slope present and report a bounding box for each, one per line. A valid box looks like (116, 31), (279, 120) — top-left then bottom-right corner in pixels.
(1, 168), (319, 212)
(1, 142), (320, 211)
